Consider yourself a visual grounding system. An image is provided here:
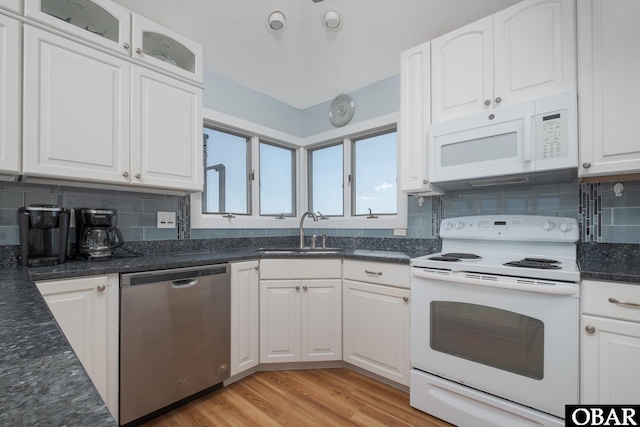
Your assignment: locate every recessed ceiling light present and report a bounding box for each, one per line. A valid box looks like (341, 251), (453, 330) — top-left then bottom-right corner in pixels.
(268, 11), (286, 31)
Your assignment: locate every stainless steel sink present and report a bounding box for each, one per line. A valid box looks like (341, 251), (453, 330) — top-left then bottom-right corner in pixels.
(255, 247), (346, 255)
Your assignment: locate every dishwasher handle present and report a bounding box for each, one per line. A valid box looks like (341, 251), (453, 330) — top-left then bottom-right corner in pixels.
(172, 278), (198, 287)
(121, 264), (229, 287)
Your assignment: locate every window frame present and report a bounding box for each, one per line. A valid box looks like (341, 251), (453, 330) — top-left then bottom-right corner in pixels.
(191, 109), (407, 230)
(301, 113), (406, 229)
(191, 108), (303, 229)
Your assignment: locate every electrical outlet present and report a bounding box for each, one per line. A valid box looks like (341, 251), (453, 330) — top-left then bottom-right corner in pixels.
(393, 228), (407, 237)
(157, 211), (176, 229)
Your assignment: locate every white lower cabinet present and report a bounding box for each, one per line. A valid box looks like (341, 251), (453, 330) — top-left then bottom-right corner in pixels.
(230, 260), (259, 376)
(35, 274), (119, 422)
(581, 280), (640, 404)
(342, 260), (410, 387)
(259, 259), (342, 364)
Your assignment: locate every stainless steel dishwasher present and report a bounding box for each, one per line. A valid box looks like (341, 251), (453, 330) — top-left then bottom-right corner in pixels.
(120, 264), (230, 425)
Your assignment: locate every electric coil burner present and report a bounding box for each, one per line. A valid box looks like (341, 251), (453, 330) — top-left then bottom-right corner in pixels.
(505, 258), (562, 269)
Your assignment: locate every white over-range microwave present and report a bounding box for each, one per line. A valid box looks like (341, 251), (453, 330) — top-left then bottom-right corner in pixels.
(429, 91), (578, 188)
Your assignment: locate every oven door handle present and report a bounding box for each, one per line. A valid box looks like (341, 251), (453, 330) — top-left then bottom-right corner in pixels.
(411, 268), (579, 296)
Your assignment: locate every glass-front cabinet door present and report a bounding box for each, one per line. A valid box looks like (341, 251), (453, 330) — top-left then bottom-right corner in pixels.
(0, 0), (21, 14)
(24, 0), (131, 56)
(132, 13), (203, 84)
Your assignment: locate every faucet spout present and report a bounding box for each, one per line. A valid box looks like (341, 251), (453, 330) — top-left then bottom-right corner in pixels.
(299, 211), (318, 248)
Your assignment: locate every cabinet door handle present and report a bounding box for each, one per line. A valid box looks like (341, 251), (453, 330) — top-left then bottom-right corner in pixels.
(582, 162), (591, 169)
(495, 96), (502, 104)
(135, 173), (142, 179)
(122, 171), (129, 178)
(97, 284), (106, 292)
(295, 285), (300, 291)
(303, 285), (308, 291)
(123, 42), (130, 49)
(608, 297), (640, 308)
(484, 99), (491, 106)
(403, 296), (409, 302)
(365, 270), (382, 276)
(585, 325), (596, 334)
(135, 47), (143, 54)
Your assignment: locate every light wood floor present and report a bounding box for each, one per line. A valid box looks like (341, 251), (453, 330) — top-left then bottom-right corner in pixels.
(142, 368), (453, 426)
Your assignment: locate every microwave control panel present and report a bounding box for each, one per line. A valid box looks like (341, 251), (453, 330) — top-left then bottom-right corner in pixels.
(534, 109), (568, 160)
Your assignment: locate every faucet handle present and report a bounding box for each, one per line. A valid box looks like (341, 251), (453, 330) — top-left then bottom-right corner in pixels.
(311, 235), (317, 249)
(321, 232), (326, 249)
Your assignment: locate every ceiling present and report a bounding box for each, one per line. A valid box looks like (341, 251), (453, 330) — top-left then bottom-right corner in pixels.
(113, 0), (521, 110)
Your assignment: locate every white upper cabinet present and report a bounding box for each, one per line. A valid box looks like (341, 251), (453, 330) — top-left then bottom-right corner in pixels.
(0, 0), (20, 14)
(399, 41), (441, 195)
(131, 66), (203, 191)
(577, 0), (640, 178)
(0, 13), (20, 175)
(22, 25), (131, 184)
(132, 13), (203, 84)
(431, 0), (576, 123)
(24, 0), (132, 56)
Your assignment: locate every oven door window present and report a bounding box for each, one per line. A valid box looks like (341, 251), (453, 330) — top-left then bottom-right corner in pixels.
(430, 301), (544, 380)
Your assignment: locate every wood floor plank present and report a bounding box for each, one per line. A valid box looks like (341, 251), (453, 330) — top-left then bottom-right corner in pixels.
(141, 368), (453, 427)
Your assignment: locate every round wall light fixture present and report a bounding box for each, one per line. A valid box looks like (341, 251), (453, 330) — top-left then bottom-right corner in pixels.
(268, 11), (286, 31)
(324, 10), (341, 29)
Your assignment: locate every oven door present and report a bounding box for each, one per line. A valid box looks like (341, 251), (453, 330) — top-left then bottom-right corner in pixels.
(410, 269), (579, 418)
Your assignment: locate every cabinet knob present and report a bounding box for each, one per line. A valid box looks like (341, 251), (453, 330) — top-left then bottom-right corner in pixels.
(303, 285), (308, 291)
(254, 265), (259, 270)
(422, 179), (427, 184)
(135, 173), (142, 179)
(122, 171), (129, 178)
(403, 296), (409, 302)
(123, 42), (130, 49)
(295, 285), (300, 291)
(484, 99), (491, 106)
(585, 325), (596, 334)
(97, 284), (106, 292)
(488, 114), (495, 120)
(136, 47), (143, 54)
(495, 97), (502, 104)
(582, 162), (591, 169)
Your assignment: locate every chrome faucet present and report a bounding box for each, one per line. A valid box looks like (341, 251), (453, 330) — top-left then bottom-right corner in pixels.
(299, 211), (318, 248)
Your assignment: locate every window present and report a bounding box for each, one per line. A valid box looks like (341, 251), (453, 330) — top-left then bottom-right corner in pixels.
(202, 127), (250, 215)
(352, 130), (397, 216)
(259, 141), (296, 216)
(192, 108), (405, 230)
(308, 143), (343, 216)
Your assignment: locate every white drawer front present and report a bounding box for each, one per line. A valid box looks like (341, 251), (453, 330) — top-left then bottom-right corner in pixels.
(343, 260), (409, 288)
(259, 259), (341, 280)
(582, 280), (640, 323)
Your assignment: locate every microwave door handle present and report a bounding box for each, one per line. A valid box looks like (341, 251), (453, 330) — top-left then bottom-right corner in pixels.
(523, 119), (533, 162)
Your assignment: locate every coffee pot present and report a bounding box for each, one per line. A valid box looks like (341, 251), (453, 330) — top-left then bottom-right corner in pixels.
(18, 205), (70, 266)
(75, 208), (124, 261)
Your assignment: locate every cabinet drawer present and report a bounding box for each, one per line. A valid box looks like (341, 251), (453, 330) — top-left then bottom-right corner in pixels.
(582, 280), (640, 323)
(343, 260), (409, 289)
(259, 259), (341, 280)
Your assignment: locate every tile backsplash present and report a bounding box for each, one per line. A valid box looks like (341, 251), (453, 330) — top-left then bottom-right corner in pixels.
(0, 182), (182, 245)
(1, 179), (639, 246)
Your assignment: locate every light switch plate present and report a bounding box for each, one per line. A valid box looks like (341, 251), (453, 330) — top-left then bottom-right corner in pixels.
(393, 228), (407, 236)
(157, 211), (176, 228)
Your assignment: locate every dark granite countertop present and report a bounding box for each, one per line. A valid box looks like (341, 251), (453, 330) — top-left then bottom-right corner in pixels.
(0, 247), (412, 426)
(578, 242), (640, 285)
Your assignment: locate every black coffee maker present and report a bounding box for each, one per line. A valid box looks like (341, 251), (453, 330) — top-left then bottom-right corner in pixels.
(18, 205), (70, 266)
(75, 208), (124, 261)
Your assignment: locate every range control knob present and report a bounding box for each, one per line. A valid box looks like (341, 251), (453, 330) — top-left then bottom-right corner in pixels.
(442, 221), (453, 231)
(541, 220), (556, 232)
(454, 221), (465, 230)
(558, 221), (573, 233)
